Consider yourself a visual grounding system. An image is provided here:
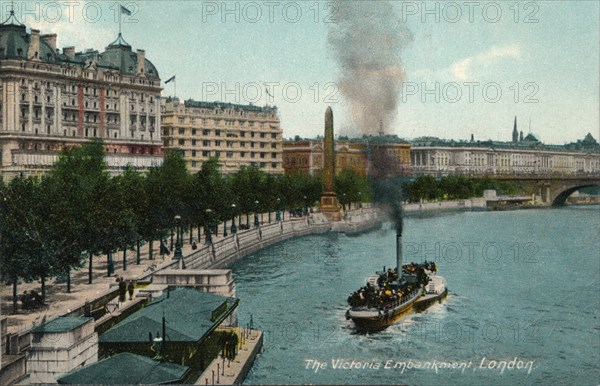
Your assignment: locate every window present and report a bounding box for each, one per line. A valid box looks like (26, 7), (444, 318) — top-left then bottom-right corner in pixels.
(215, 151), (221, 157)
(192, 128), (197, 135)
(240, 141), (246, 147)
(260, 152), (265, 158)
(192, 161), (197, 167)
(271, 152), (277, 158)
(203, 140), (210, 146)
(203, 151), (210, 157)
(240, 131), (246, 137)
(178, 117), (184, 123)
(251, 132), (255, 138)
(192, 150), (197, 157)
(192, 139), (197, 146)
(241, 152), (246, 157)
(271, 162), (277, 169)
(271, 133), (277, 139)
(179, 127), (185, 134)
(260, 133), (265, 138)
(226, 151), (233, 158)
(215, 140), (221, 146)
(203, 129), (210, 135)
(271, 143), (277, 149)
(178, 139), (185, 145)
(215, 130), (221, 136)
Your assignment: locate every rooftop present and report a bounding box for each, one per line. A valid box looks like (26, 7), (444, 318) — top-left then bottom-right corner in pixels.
(183, 99), (278, 113)
(57, 352), (189, 385)
(32, 317), (92, 333)
(100, 288), (238, 343)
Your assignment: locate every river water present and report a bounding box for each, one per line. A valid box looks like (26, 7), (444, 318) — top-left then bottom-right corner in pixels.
(231, 206), (600, 385)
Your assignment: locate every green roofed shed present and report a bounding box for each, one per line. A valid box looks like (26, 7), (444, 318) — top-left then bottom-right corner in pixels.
(100, 287), (238, 344)
(57, 352), (189, 384)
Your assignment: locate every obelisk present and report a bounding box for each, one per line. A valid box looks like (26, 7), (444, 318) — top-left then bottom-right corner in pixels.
(320, 106), (341, 221)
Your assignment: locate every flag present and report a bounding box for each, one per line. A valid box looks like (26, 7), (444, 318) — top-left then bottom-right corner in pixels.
(165, 75), (175, 84)
(120, 5), (132, 16)
(265, 87), (273, 98)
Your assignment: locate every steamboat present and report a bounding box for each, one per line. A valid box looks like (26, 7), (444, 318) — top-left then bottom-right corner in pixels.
(346, 225), (448, 332)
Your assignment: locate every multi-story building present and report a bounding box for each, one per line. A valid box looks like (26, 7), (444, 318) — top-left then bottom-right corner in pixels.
(282, 137), (411, 177)
(410, 132), (600, 176)
(0, 14), (162, 179)
(161, 98), (283, 174)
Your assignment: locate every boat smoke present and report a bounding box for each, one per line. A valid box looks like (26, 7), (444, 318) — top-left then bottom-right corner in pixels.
(328, 0), (411, 237)
(327, 0), (412, 136)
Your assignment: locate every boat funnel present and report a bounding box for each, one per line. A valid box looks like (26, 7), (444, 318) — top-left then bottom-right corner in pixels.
(396, 232), (402, 279)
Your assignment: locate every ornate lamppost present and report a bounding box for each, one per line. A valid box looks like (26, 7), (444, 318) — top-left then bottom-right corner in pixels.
(174, 215), (184, 269)
(231, 204), (237, 234)
(275, 197), (281, 222)
(205, 209), (213, 245)
(254, 200), (260, 227)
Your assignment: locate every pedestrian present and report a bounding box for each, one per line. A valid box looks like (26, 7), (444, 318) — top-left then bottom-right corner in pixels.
(118, 278), (126, 303)
(127, 280), (135, 301)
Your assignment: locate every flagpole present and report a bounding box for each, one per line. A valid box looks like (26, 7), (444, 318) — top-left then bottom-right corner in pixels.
(119, 4), (122, 35)
(174, 78), (177, 99)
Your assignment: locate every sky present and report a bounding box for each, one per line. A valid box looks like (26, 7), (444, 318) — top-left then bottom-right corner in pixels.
(4, 0), (599, 144)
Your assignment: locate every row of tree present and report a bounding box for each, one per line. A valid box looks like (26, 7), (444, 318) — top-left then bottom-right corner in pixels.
(0, 141), (372, 313)
(403, 175), (521, 202)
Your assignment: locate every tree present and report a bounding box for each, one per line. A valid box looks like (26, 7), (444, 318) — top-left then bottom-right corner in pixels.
(334, 169), (370, 210)
(44, 140), (109, 292)
(0, 176), (46, 312)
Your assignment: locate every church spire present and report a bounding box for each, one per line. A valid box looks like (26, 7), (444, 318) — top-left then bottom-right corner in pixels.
(512, 116), (518, 142)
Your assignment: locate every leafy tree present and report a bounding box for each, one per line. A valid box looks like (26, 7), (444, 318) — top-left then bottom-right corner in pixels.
(44, 140), (109, 292)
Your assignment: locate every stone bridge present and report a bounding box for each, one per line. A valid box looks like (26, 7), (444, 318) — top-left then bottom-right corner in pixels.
(481, 173), (600, 205)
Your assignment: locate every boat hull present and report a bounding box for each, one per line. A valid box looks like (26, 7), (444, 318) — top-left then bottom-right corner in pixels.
(414, 287), (448, 312)
(347, 289), (422, 332)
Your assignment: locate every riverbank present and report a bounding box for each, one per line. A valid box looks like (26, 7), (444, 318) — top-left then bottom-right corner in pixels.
(0, 207), (382, 385)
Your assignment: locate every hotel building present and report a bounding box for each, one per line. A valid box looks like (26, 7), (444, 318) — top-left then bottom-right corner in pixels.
(0, 14), (162, 179)
(161, 98), (283, 174)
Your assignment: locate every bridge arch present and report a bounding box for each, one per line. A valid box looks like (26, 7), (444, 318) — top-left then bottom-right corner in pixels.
(552, 183), (600, 206)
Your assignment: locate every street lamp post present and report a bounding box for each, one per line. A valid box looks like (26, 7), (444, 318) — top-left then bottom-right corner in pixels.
(205, 209), (213, 245)
(231, 204), (237, 234)
(254, 200), (260, 227)
(303, 195), (307, 216)
(174, 215), (184, 269)
(276, 197), (281, 222)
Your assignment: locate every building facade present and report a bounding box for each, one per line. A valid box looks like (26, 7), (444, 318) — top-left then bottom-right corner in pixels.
(410, 133), (600, 176)
(161, 98), (283, 174)
(283, 138), (411, 177)
(0, 16), (162, 179)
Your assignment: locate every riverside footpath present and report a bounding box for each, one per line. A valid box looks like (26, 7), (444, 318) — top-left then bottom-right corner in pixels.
(0, 207), (382, 335)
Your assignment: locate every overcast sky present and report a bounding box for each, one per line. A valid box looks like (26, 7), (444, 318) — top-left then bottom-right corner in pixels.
(9, 0), (599, 144)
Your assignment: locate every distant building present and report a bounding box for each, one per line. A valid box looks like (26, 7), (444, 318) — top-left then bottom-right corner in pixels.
(410, 121), (600, 176)
(283, 136), (411, 177)
(161, 98), (283, 174)
(0, 13), (163, 179)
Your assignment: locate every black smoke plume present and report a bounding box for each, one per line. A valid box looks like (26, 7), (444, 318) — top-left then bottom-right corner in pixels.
(327, 0), (413, 136)
(328, 1), (412, 234)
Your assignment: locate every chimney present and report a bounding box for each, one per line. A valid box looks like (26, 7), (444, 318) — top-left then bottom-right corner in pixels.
(41, 34), (57, 51)
(136, 49), (145, 75)
(27, 29), (41, 61)
(63, 46), (75, 60)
